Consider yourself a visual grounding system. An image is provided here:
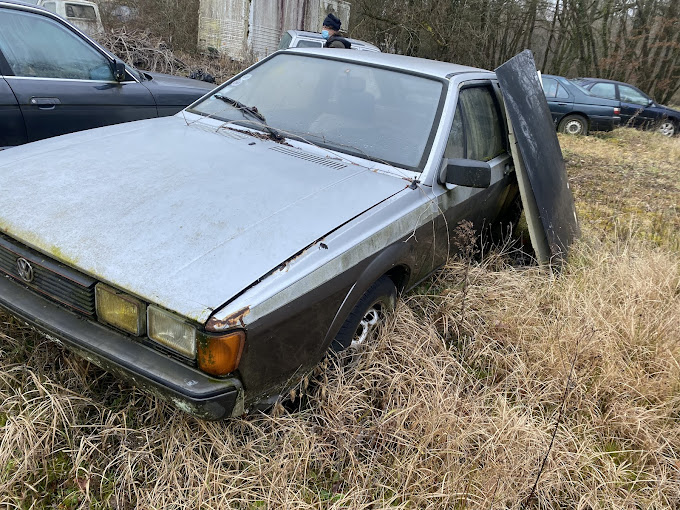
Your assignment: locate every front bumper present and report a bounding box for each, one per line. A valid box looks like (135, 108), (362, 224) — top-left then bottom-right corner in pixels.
(0, 275), (243, 420)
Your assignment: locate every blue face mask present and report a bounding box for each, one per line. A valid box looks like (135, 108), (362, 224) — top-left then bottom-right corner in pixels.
(321, 29), (329, 39)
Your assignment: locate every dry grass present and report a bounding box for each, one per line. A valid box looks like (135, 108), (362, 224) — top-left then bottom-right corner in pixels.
(561, 128), (680, 250)
(96, 29), (250, 84)
(1, 129), (680, 508)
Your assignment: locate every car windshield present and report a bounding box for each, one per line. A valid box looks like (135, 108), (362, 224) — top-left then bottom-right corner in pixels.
(188, 53), (445, 169)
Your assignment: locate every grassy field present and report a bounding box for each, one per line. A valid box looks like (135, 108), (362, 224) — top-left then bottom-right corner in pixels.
(1, 129), (679, 509)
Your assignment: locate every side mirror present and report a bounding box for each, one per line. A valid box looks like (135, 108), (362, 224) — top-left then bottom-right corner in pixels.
(647, 98), (654, 106)
(112, 60), (126, 82)
(441, 158), (491, 188)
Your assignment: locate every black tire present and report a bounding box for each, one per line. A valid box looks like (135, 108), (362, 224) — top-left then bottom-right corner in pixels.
(331, 276), (397, 352)
(558, 114), (589, 135)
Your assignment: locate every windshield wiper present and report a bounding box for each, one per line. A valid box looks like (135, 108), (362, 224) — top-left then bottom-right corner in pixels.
(214, 94), (283, 140)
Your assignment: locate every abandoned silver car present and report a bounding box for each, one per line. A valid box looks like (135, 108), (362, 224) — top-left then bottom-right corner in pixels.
(0, 49), (578, 419)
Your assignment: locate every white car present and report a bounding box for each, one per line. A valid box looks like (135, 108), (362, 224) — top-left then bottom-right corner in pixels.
(278, 29), (380, 52)
(37, 0), (103, 34)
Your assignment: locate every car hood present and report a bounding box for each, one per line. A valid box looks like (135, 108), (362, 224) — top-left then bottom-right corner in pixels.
(654, 103), (680, 116)
(142, 71), (215, 91)
(140, 71), (215, 108)
(0, 116), (408, 323)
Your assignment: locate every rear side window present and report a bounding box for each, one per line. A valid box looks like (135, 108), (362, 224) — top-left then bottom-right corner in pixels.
(543, 78), (570, 99)
(458, 86), (505, 162)
(278, 32), (292, 50)
(590, 82), (616, 100)
(555, 83), (569, 98)
(65, 4), (97, 20)
(295, 40), (324, 48)
(542, 77), (559, 97)
(0, 8), (112, 80)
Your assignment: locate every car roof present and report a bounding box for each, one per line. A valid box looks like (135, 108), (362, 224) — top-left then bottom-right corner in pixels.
(53, 0), (99, 4)
(2, 0), (96, 10)
(287, 29), (379, 49)
(577, 77), (631, 86)
(284, 47), (491, 79)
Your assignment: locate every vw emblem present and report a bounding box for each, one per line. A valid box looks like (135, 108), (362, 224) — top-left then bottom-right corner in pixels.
(16, 257), (34, 283)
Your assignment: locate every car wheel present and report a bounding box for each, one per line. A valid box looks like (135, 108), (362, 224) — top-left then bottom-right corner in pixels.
(331, 276), (397, 352)
(658, 120), (676, 137)
(558, 114), (589, 135)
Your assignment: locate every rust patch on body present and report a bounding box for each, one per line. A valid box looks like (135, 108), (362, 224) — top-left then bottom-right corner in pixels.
(206, 306), (250, 331)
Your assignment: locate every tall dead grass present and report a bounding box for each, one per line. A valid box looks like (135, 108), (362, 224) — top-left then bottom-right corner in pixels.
(1, 129), (679, 508)
(96, 29), (249, 84)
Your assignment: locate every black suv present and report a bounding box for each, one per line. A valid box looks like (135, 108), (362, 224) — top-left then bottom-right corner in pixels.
(575, 78), (680, 137)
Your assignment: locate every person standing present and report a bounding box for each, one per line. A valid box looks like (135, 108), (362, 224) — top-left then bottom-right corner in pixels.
(322, 13), (351, 49)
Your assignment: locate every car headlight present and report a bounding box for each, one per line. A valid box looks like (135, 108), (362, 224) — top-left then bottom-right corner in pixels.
(147, 305), (196, 358)
(148, 306), (245, 375)
(95, 284), (146, 336)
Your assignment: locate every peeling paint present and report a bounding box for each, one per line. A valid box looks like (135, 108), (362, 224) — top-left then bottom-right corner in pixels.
(206, 305), (250, 331)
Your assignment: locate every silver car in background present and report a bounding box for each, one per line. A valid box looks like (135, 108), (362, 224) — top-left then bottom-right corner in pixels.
(278, 29), (380, 51)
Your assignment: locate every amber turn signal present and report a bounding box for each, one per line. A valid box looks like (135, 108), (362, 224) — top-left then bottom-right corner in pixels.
(197, 330), (245, 377)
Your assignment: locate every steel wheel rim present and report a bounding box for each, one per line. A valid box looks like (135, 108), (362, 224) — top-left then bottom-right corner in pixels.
(564, 120), (583, 135)
(659, 122), (675, 137)
(351, 304), (383, 348)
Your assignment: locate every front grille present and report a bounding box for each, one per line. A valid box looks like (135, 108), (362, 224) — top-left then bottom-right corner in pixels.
(0, 234), (96, 316)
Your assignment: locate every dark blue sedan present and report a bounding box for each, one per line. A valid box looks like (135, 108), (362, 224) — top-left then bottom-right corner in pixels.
(541, 74), (620, 135)
(574, 78), (680, 137)
(0, 1), (214, 149)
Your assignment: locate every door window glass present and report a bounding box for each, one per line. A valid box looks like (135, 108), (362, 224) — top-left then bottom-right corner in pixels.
(444, 104), (465, 158)
(619, 85), (649, 105)
(458, 86), (505, 161)
(589, 82), (616, 100)
(542, 77), (558, 98)
(0, 8), (113, 80)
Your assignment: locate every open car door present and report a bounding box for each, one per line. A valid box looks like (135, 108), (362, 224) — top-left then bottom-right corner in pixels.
(495, 50), (580, 266)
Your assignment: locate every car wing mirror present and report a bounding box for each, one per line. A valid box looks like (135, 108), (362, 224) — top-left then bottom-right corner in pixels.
(647, 98), (654, 106)
(111, 60), (127, 82)
(441, 158), (491, 188)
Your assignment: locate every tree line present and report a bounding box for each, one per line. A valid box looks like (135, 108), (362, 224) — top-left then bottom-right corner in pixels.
(348, 0), (680, 103)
